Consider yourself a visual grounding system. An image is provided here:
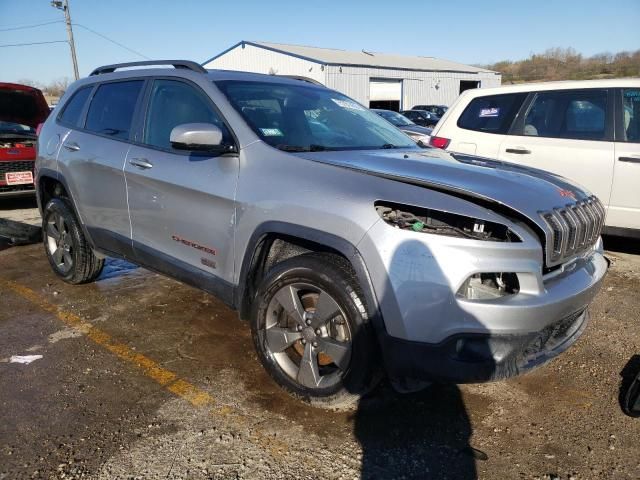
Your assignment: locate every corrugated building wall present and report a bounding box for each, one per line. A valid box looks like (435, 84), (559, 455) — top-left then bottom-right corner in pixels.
(205, 43), (326, 84)
(325, 66), (500, 108)
(204, 42), (501, 108)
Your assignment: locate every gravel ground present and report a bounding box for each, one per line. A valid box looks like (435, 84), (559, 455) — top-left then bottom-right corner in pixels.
(1, 198), (639, 479)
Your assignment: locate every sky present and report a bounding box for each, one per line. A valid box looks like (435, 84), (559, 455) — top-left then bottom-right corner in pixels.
(1, 0), (639, 85)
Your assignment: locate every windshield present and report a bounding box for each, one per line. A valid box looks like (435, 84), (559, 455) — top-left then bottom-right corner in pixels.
(375, 110), (415, 127)
(215, 80), (417, 151)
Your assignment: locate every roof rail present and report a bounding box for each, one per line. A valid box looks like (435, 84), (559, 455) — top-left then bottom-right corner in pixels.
(278, 75), (324, 86)
(90, 60), (207, 76)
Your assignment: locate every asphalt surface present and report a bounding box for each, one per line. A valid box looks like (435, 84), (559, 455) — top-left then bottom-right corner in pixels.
(1, 198), (639, 479)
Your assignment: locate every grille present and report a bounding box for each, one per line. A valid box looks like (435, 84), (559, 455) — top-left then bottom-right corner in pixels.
(0, 160), (35, 179)
(0, 184), (35, 193)
(540, 196), (605, 267)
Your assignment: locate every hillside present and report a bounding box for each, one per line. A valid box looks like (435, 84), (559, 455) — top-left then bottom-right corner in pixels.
(483, 47), (640, 84)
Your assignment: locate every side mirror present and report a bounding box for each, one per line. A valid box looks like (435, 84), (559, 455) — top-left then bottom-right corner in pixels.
(620, 355), (640, 417)
(170, 123), (233, 152)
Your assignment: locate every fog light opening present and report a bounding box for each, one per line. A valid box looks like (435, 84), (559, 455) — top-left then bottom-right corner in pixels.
(457, 272), (519, 300)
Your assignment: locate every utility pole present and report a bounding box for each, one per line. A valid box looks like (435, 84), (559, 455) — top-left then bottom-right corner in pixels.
(51, 0), (79, 80)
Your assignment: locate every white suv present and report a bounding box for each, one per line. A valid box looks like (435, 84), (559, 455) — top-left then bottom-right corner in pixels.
(430, 79), (640, 237)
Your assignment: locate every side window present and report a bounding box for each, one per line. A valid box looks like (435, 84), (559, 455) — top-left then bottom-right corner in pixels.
(85, 80), (143, 140)
(143, 79), (231, 150)
(457, 93), (526, 134)
(522, 90), (607, 141)
(622, 89), (640, 143)
(58, 86), (92, 127)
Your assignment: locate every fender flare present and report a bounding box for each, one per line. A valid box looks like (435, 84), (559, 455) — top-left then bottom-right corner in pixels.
(36, 168), (97, 249)
(235, 221), (382, 330)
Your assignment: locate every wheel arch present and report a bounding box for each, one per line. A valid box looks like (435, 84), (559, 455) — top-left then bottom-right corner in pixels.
(236, 222), (382, 330)
(37, 169), (96, 249)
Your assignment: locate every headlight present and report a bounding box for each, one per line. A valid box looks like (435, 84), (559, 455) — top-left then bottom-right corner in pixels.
(375, 202), (520, 242)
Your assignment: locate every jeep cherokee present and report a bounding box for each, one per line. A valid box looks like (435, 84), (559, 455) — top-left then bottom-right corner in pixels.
(36, 60), (608, 409)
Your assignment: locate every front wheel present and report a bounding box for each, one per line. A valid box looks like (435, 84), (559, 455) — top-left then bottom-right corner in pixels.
(251, 253), (378, 410)
(42, 198), (104, 284)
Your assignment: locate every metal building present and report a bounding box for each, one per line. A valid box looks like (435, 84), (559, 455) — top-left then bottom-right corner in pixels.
(203, 41), (501, 110)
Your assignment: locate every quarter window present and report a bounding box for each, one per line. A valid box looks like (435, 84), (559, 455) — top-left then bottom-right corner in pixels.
(58, 86), (92, 127)
(522, 90), (607, 141)
(457, 93), (527, 134)
(143, 79), (231, 150)
(622, 89), (640, 143)
(85, 80), (143, 140)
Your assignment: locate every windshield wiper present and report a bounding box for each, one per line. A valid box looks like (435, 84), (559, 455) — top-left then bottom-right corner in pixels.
(276, 144), (309, 152)
(381, 143), (398, 149)
(275, 144), (329, 152)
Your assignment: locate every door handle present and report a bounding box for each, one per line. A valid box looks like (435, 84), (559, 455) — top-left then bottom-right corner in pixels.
(505, 147), (531, 155)
(619, 156), (640, 163)
(129, 158), (154, 169)
(63, 142), (80, 152)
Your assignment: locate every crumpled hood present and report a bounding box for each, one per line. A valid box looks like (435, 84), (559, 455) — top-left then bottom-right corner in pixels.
(297, 148), (592, 227)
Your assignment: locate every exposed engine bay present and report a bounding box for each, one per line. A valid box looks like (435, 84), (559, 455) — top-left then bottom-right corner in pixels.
(375, 202), (520, 242)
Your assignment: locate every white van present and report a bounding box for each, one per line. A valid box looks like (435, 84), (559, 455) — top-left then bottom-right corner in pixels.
(429, 79), (640, 237)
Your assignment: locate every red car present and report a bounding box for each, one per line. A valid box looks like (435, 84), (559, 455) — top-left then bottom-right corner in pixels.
(0, 82), (50, 196)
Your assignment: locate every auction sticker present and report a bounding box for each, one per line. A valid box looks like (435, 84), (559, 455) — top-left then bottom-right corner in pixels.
(479, 107), (500, 117)
(260, 128), (284, 136)
(5, 171), (34, 185)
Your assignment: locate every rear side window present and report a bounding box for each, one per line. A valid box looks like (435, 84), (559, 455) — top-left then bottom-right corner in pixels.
(521, 89), (607, 141)
(143, 79), (231, 150)
(58, 87), (92, 127)
(457, 93), (526, 134)
(85, 81), (143, 140)
(622, 89), (640, 143)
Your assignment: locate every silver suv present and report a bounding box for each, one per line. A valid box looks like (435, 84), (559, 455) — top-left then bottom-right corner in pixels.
(36, 60), (608, 409)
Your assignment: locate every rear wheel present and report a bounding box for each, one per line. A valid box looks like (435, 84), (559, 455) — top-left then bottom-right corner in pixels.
(43, 198), (104, 284)
(251, 253), (378, 410)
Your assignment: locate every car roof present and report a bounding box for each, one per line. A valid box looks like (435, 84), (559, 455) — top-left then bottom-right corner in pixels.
(462, 78), (640, 98)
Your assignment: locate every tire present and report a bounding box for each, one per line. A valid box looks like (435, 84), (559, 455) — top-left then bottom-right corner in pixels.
(250, 252), (379, 410)
(42, 198), (104, 284)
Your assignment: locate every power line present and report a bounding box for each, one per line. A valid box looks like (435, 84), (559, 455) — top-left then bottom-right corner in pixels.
(0, 40), (69, 48)
(0, 20), (64, 32)
(0, 18), (61, 28)
(73, 23), (151, 60)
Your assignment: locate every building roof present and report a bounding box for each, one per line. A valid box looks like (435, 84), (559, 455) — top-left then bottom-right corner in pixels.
(205, 41), (498, 75)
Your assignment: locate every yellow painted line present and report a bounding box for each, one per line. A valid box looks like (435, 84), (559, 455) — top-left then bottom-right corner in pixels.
(1, 279), (214, 408)
(1, 277), (295, 458)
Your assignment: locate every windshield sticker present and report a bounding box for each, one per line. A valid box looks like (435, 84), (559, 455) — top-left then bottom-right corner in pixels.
(259, 128), (284, 136)
(331, 98), (365, 111)
(479, 107), (500, 118)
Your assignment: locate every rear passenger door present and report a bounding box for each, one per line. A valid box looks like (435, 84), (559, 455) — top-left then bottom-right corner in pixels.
(609, 88), (640, 230)
(56, 80), (144, 256)
(499, 89), (615, 212)
(124, 78), (239, 298)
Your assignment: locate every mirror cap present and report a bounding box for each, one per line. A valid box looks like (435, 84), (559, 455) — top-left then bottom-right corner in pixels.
(170, 123), (225, 151)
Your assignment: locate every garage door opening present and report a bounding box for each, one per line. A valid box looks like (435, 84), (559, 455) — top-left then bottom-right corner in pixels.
(369, 79), (402, 111)
(460, 80), (480, 94)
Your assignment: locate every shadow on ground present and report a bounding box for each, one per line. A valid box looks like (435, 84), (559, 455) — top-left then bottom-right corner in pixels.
(355, 383), (481, 479)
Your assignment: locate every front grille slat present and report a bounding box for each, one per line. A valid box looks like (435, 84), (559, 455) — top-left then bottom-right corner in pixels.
(540, 196), (604, 268)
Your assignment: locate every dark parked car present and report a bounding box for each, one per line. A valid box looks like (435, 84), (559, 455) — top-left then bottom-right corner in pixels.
(401, 109), (440, 127)
(372, 109), (432, 146)
(413, 104), (448, 117)
(0, 82), (50, 196)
